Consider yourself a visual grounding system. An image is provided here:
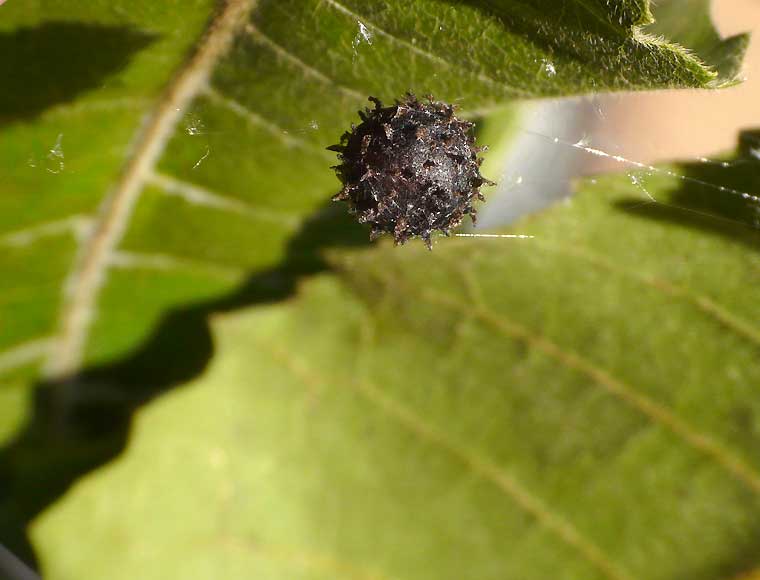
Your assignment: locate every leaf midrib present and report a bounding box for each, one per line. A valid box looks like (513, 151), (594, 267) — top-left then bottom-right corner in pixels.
(43, 0), (259, 380)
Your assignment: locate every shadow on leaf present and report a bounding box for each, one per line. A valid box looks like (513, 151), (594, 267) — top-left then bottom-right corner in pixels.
(0, 202), (369, 568)
(0, 21), (155, 126)
(615, 129), (760, 251)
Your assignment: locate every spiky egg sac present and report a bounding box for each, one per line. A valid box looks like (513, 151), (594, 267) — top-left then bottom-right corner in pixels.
(329, 94), (493, 249)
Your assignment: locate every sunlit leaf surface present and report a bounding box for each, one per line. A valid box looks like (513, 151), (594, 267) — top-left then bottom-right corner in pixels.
(0, 0), (745, 386)
(33, 133), (760, 580)
(0, 0), (750, 573)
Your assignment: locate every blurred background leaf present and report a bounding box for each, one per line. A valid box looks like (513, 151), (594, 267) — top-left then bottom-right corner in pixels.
(32, 132), (760, 580)
(0, 0), (750, 574)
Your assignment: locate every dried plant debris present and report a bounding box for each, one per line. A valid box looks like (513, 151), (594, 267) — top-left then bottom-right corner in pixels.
(329, 94), (493, 249)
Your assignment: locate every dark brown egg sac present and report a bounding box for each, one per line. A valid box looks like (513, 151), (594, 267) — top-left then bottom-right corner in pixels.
(329, 94), (493, 249)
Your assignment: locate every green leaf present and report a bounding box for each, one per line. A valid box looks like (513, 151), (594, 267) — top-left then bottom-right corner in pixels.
(0, 0), (749, 568)
(0, 0), (746, 387)
(32, 133), (760, 579)
(645, 0), (750, 85)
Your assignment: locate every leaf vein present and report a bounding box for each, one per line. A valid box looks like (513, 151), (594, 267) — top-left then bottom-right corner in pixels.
(203, 85), (332, 158)
(148, 172), (301, 226)
(320, 0), (532, 98)
(267, 339), (634, 580)
(0, 216), (92, 248)
(419, 281), (760, 497)
(0, 338), (54, 377)
(531, 240), (760, 349)
(44, 0), (259, 379)
(109, 251), (246, 281)
(245, 22), (366, 102)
